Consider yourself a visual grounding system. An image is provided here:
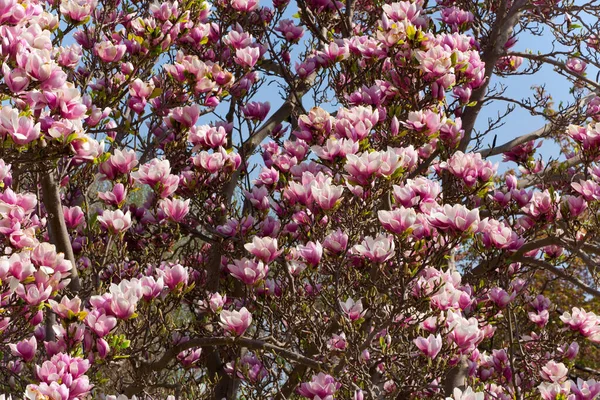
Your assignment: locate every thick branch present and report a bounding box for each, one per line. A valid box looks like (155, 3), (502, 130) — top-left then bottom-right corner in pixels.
(458, 0), (527, 151)
(477, 123), (551, 158)
(514, 256), (600, 298)
(40, 170), (80, 292)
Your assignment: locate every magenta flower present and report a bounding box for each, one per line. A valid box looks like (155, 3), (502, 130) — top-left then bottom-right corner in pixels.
(230, 0), (259, 12)
(378, 207), (417, 234)
(48, 296), (81, 319)
(97, 209), (132, 234)
(242, 101), (271, 121)
(298, 372), (341, 399)
(339, 297), (365, 321)
(297, 241), (323, 266)
(60, 0), (97, 22)
(428, 204), (480, 233)
(352, 234), (395, 263)
(85, 311), (117, 337)
(227, 258), (268, 285)
(219, 307), (252, 336)
(160, 263), (189, 289)
(94, 41), (126, 63)
(9, 336), (37, 362)
(566, 58), (587, 74)
(244, 236), (282, 263)
(98, 183), (127, 206)
(323, 229), (348, 254)
(160, 198), (190, 222)
(414, 334), (442, 359)
(540, 361), (568, 383)
(234, 47), (260, 68)
(63, 206), (85, 229)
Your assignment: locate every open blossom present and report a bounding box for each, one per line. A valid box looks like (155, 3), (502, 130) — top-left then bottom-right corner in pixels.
(48, 296), (81, 319)
(352, 234), (395, 263)
(160, 198), (190, 222)
(9, 336), (37, 362)
(85, 311), (117, 337)
(540, 361), (568, 383)
(339, 298), (366, 321)
(298, 373), (341, 400)
(414, 334), (442, 359)
(446, 387), (484, 400)
(227, 258), (268, 285)
(244, 236), (282, 263)
(438, 151), (497, 186)
(327, 332), (347, 351)
(97, 209), (132, 233)
(560, 307), (600, 340)
(219, 307), (252, 336)
(60, 0), (97, 21)
(570, 378), (600, 400)
(160, 263), (189, 289)
(94, 41), (126, 63)
(378, 207), (417, 234)
(428, 204), (480, 233)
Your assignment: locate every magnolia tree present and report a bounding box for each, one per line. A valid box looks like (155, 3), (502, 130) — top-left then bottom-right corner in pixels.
(3, 0), (600, 398)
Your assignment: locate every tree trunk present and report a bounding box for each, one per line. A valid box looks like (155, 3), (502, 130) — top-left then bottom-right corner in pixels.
(40, 169), (80, 341)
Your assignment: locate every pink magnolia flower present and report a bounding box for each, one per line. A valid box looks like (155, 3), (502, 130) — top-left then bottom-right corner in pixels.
(352, 234), (395, 263)
(188, 125), (228, 149)
(438, 151), (497, 187)
(94, 41), (127, 63)
(60, 0), (97, 22)
(428, 204), (480, 233)
(99, 149), (138, 179)
(242, 101), (270, 121)
(570, 378), (600, 400)
(209, 292), (226, 312)
(234, 47), (260, 68)
(244, 236), (282, 263)
(275, 19), (304, 43)
(227, 258), (268, 285)
(98, 183), (127, 206)
(9, 336), (37, 362)
(159, 198), (190, 222)
(297, 241), (323, 266)
(540, 361), (568, 383)
(323, 229), (348, 254)
(85, 311), (117, 338)
(478, 218), (524, 251)
(414, 334), (442, 359)
(63, 206), (85, 229)
(311, 179), (344, 211)
(566, 57), (587, 74)
(160, 263), (189, 289)
(0, 106), (41, 145)
(327, 332), (347, 351)
(446, 387), (484, 400)
(219, 307), (252, 336)
(339, 298), (365, 321)
(231, 0), (259, 12)
(48, 296), (81, 319)
(378, 207), (417, 234)
(140, 276), (164, 300)
(560, 307), (600, 339)
(488, 287), (516, 308)
(131, 158), (173, 187)
(97, 209), (132, 233)
(298, 373), (341, 399)
(448, 313), (484, 352)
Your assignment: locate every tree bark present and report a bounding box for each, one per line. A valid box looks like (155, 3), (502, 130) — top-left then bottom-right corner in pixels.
(40, 169), (80, 341)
